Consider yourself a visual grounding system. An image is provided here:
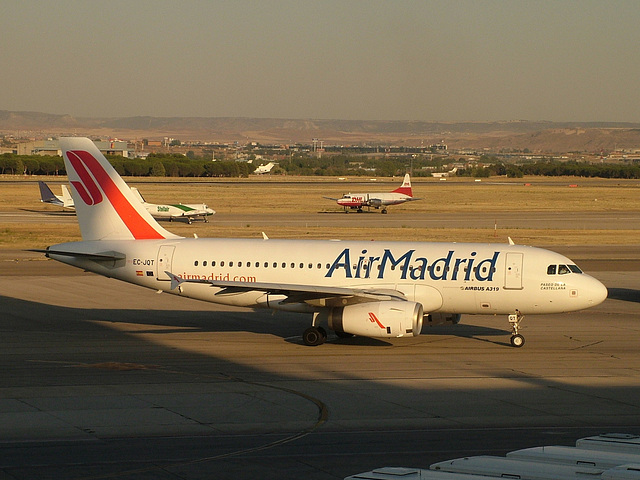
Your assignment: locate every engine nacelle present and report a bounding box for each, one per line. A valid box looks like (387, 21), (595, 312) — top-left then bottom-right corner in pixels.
(425, 312), (462, 326)
(326, 301), (423, 338)
(368, 198), (383, 207)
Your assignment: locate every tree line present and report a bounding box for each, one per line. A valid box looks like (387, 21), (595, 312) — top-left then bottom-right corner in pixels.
(1, 152), (640, 179)
(458, 159), (640, 179)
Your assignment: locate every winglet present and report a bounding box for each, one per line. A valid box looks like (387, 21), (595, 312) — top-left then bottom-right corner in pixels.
(165, 271), (184, 291)
(508, 237), (515, 245)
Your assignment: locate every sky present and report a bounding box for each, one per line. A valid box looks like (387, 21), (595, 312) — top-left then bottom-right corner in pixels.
(2, 0), (640, 122)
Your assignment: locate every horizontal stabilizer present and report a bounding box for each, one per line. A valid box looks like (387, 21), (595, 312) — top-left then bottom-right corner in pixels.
(30, 248), (126, 262)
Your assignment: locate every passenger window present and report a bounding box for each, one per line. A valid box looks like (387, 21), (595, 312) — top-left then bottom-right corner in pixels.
(547, 265), (556, 275)
(212, 261), (216, 267)
(220, 261), (225, 267)
(238, 262), (242, 267)
(282, 262), (286, 268)
(264, 262), (268, 268)
(229, 261), (233, 267)
(317, 263), (321, 269)
(291, 262), (295, 268)
(203, 261), (207, 267)
(194, 260), (198, 266)
(255, 262), (260, 267)
(308, 263), (313, 269)
(558, 264), (570, 275)
(273, 262), (277, 268)
(300, 263), (304, 268)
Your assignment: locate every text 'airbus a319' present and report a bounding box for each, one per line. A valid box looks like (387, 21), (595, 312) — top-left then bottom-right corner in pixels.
(38, 137), (608, 348)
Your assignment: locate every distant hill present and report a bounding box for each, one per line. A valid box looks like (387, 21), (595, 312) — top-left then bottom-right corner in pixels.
(2, 110), (640, 152)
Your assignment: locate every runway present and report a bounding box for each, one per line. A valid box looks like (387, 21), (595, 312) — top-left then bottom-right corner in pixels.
(0, 255), (639, 479)
(3, 209), (640, 230)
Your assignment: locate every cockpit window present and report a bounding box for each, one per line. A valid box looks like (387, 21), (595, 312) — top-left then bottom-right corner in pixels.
(548, 264), (582, 275)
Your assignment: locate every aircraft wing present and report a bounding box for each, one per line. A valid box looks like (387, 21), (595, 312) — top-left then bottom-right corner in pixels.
(166, 272), (407, 305)
(322, 196), (340, 201)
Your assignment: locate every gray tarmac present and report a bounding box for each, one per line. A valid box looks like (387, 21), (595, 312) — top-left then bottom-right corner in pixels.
(4, 209), (640, 231)
(0, 216), (639, 478)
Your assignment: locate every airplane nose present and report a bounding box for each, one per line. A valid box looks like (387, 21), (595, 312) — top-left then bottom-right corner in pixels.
(587, 276), (608, 306)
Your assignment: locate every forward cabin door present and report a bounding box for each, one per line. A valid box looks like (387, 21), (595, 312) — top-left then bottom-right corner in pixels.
(156, 245), (175, 281)
(504, 252), (523, 290)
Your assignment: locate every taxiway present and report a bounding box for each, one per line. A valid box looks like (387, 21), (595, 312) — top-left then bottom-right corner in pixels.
(0, 250), (638, 479)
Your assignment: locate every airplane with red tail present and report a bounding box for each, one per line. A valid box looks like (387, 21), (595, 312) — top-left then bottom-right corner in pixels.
(324, 174), (420, 213)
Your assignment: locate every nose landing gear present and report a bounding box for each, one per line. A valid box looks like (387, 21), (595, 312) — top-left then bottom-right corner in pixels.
(508, 310), (525, 348)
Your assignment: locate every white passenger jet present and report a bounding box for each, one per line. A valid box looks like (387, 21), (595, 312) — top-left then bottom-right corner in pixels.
(253, 162), (276, 174)
(38, 181), (75, 209)
(39, 138), (607, 348)
(324, 174), (420, 213)
(130, 187), (215, 224)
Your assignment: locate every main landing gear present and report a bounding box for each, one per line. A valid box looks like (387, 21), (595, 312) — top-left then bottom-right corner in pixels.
(508, 309), (525, 348)
(303, 311), (330, 346)
(303, 326), (327, 346)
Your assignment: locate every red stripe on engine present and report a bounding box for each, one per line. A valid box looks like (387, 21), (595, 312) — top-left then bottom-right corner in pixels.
(368, 312), (386, 330)
(68, 150), (166, 239)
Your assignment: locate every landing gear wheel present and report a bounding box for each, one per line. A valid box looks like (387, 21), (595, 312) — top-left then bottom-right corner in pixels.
(508, 309), (525, 348)
(510, 334), (525, 348)
(303, 327), (325, 346)
(382, 209), (388, 214)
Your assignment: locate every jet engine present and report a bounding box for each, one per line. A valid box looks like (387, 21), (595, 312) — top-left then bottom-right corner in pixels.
(424, 313), (462, 326)
(326, 301), (423, 338)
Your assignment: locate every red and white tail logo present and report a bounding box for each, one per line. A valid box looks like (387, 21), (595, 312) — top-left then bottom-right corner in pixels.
(60, 137), (180, 241)
(392, 173), (413, 197)
(66, 150), (104, 206)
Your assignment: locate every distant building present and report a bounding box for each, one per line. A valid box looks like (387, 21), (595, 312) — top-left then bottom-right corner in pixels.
(16, 139), (129, 157)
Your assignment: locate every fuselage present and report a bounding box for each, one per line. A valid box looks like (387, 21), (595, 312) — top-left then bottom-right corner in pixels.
(337, 192), (411, 208)
(47, 238), (607, 316)
(144, 203), (215, 220)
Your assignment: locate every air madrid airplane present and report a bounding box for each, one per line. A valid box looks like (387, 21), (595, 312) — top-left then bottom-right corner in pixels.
(130, 187), (215, 224)
(39, 137), (608, 348)
(325, 173), (420, 213)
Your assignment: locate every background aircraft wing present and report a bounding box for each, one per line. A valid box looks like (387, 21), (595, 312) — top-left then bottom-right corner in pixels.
(322, 196), (340, 201)
(166, 272), (407, 305)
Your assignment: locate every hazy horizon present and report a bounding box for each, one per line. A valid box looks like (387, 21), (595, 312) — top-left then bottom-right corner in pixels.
(3, 1), (640, 123)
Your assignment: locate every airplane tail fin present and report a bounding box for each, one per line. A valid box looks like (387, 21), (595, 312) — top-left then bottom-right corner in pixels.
(59, 137), (181, 241)
(130, 186), (146, 204)
(38, 181), (60, 204)
(392, 173), (413, 197)
(60, 184), (73, 206)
